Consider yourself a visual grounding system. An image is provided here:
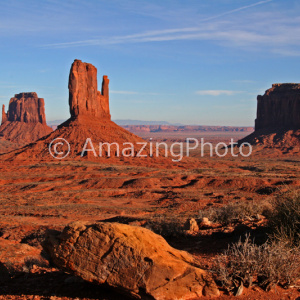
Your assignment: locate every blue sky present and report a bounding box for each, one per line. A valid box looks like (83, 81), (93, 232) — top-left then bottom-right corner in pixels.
(1, 0), (300, 126)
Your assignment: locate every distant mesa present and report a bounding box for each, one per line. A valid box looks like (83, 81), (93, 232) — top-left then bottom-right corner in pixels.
(0, 92), (52, 146)
(2, 59), (148, 160)
(239, 83), (300, 154)
(2, 92), (47, 125)
(255, 83), (300, 130)
(122, 125), (254, 133)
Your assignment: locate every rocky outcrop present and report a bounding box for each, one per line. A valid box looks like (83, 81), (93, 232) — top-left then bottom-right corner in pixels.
(1, 105), (7, 125)
(0, 93), (52, 146)
(238, 83), (300, 154)
(0, 237), (48, 276)
(6, 92), (47, 124)
(255, 83), (300, 131)
(69, 59), (110, 120)
(45, 221), (219, 300)
(1, 60), (150, 161)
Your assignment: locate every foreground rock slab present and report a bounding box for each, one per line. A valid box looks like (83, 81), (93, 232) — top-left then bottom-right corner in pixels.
(45, 222), (219, 300)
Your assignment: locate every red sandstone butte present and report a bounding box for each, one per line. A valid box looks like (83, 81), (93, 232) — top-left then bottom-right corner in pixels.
(69, 59), (110, 120)
(0, 92), (52, 145)
(1, 59), (148, 161)
(238, 83), (300, 154)
(255, 83), (300, 130)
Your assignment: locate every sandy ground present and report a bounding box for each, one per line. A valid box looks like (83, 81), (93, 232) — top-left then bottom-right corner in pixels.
(0, 131), (299, 299)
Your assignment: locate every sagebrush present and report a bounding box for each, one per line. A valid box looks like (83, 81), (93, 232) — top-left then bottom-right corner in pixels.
(212, 235), (300, 292)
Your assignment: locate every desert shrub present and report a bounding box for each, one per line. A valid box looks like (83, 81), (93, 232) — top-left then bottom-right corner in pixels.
(199, 201), (271, 225)
(212, 235), (300, 293)
(145, 214), (185, 237)
(268, 190), (300, 246)
(23, 257), (48, 273)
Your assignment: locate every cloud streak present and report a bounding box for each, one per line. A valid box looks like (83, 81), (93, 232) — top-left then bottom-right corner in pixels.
(111, 91), (174, 96)
(198, 0), (272, 23)
(110, 90), (139, 95)
(43, 0), (277, 49)
(195, 90), (242, 96)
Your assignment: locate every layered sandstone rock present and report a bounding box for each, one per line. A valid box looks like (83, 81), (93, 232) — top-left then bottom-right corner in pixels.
(0, 93), (52, 145)
(44, 221), (219, 300)
(69, 59), (110, 120)
(255, 83), (300, 130)
(1, 60), (150, 161)
(1, 105), (7, 125)
(6, 92), (47, 124)
(238, 83), (300, 154)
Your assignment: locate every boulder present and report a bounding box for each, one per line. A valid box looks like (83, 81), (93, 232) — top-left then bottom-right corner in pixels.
(44, 221), (220, 300)
(184, 218), (199, 233)
(199, 217), (212, 228)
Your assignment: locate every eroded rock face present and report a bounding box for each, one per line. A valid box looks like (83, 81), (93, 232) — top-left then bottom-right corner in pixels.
(0, 92), (52, 145)
(45, 222), (219, 300)
(0, 60), (150, 160)
(6, 92), (47, 124)
(69, 59), (111, 120)
(1, 105), (7, 125)
(255, 83), (300, 131)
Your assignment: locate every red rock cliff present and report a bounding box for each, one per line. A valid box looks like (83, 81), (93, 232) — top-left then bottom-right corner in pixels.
(255, 83), (300, 131)
(6, 92), (47, 125)
(68, 59), (111, 120)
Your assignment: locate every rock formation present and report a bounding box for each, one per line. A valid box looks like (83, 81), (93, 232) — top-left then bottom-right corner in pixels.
(1, 105), (7, 125)
(5, 92), (47, 124)
(44, 221), (219, 300)
(0, 93), (52, 146)
(238, 83), (300, 154)
(255, 83), (300, 130)
(69, 60), (110, 120)
(1, 59), (150, 161)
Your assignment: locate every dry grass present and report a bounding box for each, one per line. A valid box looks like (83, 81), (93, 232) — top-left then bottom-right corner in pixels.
(268, 190), (300, 246)
(145, 214), (185, 237)
(198, 200), (272, 225)
(212, 235), (300, 293)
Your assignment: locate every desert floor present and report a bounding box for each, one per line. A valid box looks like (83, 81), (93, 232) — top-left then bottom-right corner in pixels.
(0, 131), (299, 299)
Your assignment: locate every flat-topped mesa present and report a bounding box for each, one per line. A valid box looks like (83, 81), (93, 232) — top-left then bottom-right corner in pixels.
(255, 83), (300, 131)
(1, 105), (7, 125)
(68, 59), (111, 120)
(5, 92), (47, 125)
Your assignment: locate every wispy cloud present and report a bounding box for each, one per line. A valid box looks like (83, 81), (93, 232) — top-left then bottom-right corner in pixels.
(111, 90), (174, 96)
(110, 90), (139, 95)
(43, 0), (277, 49)
(195, 90), (242, 96)
(197, 0), (272, 23)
